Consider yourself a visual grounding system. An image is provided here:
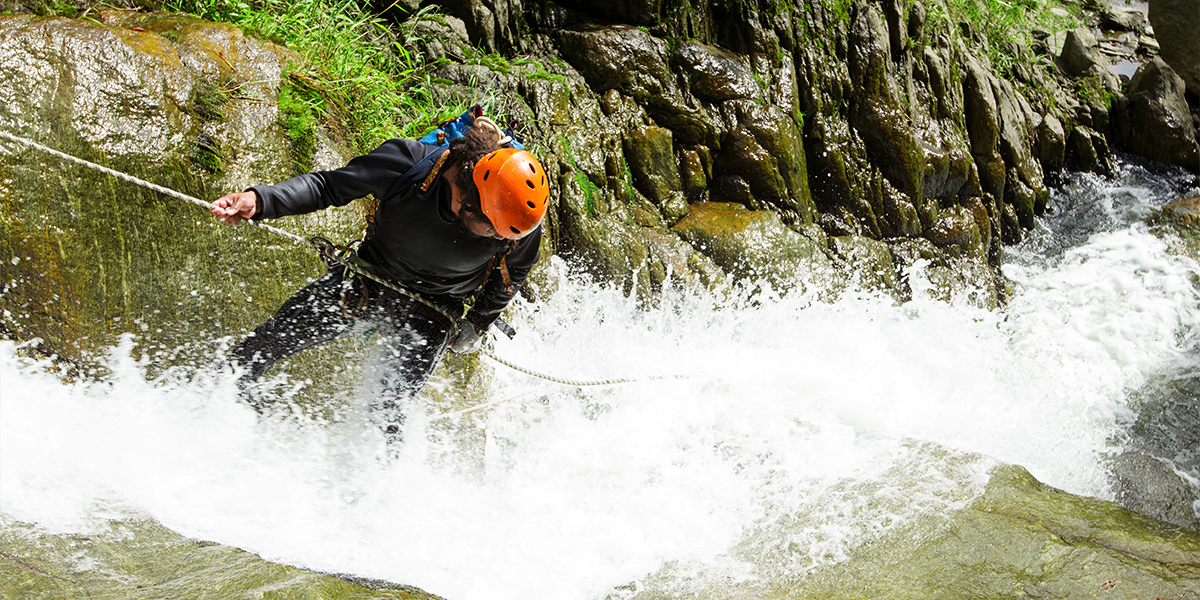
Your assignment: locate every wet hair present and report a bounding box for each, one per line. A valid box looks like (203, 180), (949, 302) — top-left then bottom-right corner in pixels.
(446, 124), (501, 215)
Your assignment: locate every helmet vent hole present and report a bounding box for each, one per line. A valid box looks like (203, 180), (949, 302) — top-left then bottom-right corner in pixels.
(483, 170), (490, 181)
(525, 179), (535, 189)
(527, 201), (536, 208)
(527, 163), (537, 173)
(510, 226), (521, 234)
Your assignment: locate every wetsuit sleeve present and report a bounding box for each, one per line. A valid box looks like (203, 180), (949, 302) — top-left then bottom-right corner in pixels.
(248, 139), (429, 220)
(465, 227), (542, 331)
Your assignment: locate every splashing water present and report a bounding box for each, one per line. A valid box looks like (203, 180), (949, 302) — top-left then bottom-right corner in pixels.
(3, 160), (1199, 599)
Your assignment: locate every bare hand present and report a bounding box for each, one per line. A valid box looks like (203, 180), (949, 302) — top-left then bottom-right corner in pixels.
(210, 191), (259, 226)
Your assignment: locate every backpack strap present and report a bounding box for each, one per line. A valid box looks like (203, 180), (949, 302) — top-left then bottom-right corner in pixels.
(380, 146), (450, 204)
(363, 146), (449, 228)
(489, 240), (519, 295)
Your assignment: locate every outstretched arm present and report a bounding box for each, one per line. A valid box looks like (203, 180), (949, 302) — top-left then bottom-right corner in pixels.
(209, 138), (432, 225)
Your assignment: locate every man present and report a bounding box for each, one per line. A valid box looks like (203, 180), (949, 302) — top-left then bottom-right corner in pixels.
(210, 121), (549, 439)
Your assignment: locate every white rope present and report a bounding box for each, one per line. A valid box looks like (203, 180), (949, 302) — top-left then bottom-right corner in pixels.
(0, 130), (310, 246)
(1, 129), (689, 390)
(432, 353), (691, 420)
(0, 129), (464, 331)
(480, 348), (684, 387)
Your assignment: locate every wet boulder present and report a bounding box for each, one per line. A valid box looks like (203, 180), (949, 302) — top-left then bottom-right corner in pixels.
(828, 234), (900, 295)
(622, 125), (688, 223)
(963, 58), (1000, 158)
(847, 3), (924, 206)
(674, 41), (760, 103)
(1100, 5), (1147, 32)
(439, 0), (524, 54)
(1066, 124), (1115, 176)
(1, 517), (446, 599)
(1112, 59), (1200, 174)
(547, 0), (662, 26)
(1038, 113), (1067, 179)
(556, 25), (716, 146)
(715, 100), (815, 222)
(1058, 28), (1121, 93)
(925, 198), (991, 262)
(404, 13), (472, 63)
(1152, 195), (1200, 267)
(994, 79), (1049, 218)
(1148, 0), (1200, 95)
(797, 464), (1200, 598)
(624, 463), (1200, 598)
(671, 202), (833, 293)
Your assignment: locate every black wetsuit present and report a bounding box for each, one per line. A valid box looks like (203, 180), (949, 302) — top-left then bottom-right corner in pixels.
(230, 139), (541, 435)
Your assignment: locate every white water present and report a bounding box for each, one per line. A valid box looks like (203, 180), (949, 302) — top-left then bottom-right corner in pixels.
(3, 164), (1199, 599)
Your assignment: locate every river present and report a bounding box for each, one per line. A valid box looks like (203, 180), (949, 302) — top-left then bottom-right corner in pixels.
(2, 157), (1198, 599)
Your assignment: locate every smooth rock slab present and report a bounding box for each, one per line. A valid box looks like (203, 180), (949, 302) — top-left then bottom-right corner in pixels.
(0, 517), (442, 600)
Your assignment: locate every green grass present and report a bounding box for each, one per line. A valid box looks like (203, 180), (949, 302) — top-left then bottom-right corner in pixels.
(1075, 74), (1117, 109)
(558, 134), (600, 216)
(926, 0), (1080, 79)
(164, 0), (468, 152)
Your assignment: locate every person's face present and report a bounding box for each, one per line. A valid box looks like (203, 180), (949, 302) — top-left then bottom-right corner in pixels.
(461, 208), (504, 240)
(445, 164), (504, 240)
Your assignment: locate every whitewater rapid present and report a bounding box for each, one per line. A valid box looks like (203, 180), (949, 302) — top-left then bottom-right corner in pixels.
(3, 160), (1199, 599)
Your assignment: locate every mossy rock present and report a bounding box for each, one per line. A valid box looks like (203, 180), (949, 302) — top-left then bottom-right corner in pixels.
(0, 13), (361, 379)
(794, 464), (1200, 599)
(1150, 195), (1200, 264)
(671, 201), (833, 293)
(618, 464), (1200, 599)
(0, 517), (443, 600)
(829, 234), (900, 295)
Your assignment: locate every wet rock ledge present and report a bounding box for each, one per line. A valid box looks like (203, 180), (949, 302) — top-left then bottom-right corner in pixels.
(3, 465), (1197, 599)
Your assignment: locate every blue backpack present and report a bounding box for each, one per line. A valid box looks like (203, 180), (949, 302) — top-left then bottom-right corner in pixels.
(380, 105), (524, 204)
(418, 105), (525, 149)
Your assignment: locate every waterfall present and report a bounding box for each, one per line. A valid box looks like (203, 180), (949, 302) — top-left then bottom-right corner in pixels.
(3, 158), (1198, 599)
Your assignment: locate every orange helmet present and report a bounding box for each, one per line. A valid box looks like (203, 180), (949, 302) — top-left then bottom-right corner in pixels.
(473, 148), (549, 239)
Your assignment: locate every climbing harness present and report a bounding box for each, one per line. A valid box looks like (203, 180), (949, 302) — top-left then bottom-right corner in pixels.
(0, 129), (685, 390)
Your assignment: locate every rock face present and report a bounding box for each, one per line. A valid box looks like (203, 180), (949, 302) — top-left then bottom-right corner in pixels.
(1059, 27), (1121, 93)
(0, 12), (363, 366)
(671, 202), (833, 292)
(1113, 59), (1200, 174)
(10, 0), (1190, 357)
(1148, 0), (1200, 95)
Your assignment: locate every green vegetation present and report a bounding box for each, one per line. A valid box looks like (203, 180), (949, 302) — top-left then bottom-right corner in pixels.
(620, 155), (636, 205)
(926, 0), (1079, 79)
(164, 0), (467, 152)
(558, 134), (601, 216)
(1075, 74), (1117, 109)
(467, 50), (567, 86)
(827, 0), (853, 25)
(753, 71), (769, 105)
(189, 80), (229, 122)
(189, 133), (225, 173)
(277, 70), (323, 173)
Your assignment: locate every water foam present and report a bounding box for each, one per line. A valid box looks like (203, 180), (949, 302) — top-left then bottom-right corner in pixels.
(4, 167), (1199, 599)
